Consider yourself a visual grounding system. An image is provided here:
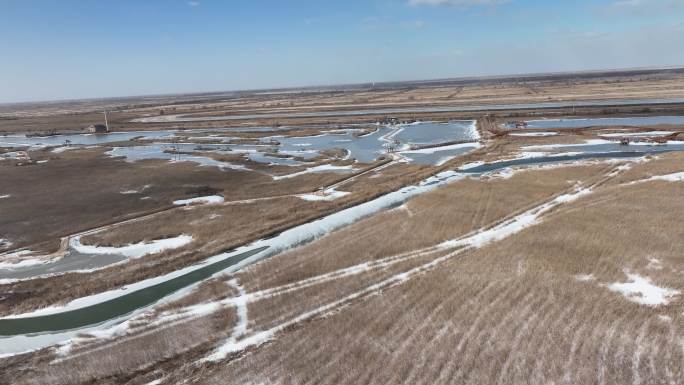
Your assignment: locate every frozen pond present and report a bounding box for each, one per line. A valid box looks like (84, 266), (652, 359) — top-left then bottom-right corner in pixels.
(523, 140), (684, 155)
(506, 115), (684, 129)
(0, 251), (127, 281)
(277, 127), (392, 163)
(277, 121), (479, 164)
(0, 131), (177, 148)
(107, 144), (249, 170)
(401, 143), (482, 166)
(391, 121), (477, 145)
(459, 140), (684, 176)
(1, 121), (481, 167)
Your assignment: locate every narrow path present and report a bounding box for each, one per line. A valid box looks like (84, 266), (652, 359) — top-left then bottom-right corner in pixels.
(322, 159), (394, 191)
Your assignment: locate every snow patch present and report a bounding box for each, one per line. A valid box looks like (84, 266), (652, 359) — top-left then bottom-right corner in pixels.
(575, 274), (595, 282)
(272, 164), (356, 180)
(0, 195), (10, 199)
(70, 234), (193, 259)
(297, 189), (350, 201)
(0, 250), (53, 270)
(601, 131), (674, 138)
(440, 186), (593, 249)
(645, 172), (684, 183)
(525, 139), (684, 151)
(460, 161), (484, 170)
(51, 146), (76, 154)
(627, 171), (684, 186)
(647, 258), (663, 271)
(509, 132), (559, 137)
(399, 142), (482, 155)
(523, 139), (615, 150)
(0, 258), (47, 270)
(173, 195), (224, 206)
(606, 272), (680, 306)
(120, 185), (151, 195)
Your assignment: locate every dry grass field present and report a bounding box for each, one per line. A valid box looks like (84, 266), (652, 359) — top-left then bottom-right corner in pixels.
(8, 154), (682, 385)
(173, 155), (682, 385)
(0, 145), (351, 254)
(0, 147), (438, 315)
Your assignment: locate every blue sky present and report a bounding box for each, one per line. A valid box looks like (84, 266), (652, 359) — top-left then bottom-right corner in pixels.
(2, 0), (684, 103)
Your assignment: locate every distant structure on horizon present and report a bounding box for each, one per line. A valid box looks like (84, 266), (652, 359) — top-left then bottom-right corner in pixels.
(87, 111), (110, 133)
(87, 124), (108, 133)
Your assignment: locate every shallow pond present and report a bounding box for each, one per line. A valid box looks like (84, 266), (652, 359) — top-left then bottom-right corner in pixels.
(392, 121), (478, 145)
(0, 131), (177, 148)
(507, 115), (684, 129)
(1, 122), (480, 166)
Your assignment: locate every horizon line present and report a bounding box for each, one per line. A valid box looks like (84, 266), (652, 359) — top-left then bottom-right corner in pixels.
(3, 64), (684, 107)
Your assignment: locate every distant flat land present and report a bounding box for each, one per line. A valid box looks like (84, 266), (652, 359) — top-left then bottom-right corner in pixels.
(3, 67), (684, 134)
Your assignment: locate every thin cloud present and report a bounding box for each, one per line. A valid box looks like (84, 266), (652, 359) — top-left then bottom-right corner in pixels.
(361, 17), (427, 31)
(409, 0), (510, 6)
(612, 0), (643, 5)
(188, 1), (200, 7)
(412, 20), (427, 29)
(609, 0), (684, 9)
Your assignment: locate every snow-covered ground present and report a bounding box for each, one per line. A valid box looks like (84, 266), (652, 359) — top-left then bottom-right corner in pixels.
(399, 142), (482, 155)
(601, 131), (674, 137)
(173, 195), (225, 206)
(523, 139), (615, 150)
(643, 172), (684, 182)
(120, 185), (151, 195)
(575, 274), (595, 282)
(606, 272), (680, 306)
(509, 132), (559, 137)
(626, 171), (684, 186)
(440, 186), (593, 249)
(70, 234), (193, 259)
(0, 250), (50, 270)
(272, 164), (356, 180)
(524, 139), (684, 151)
(297, 188), (350, 201)
(51, 146), (77, 154)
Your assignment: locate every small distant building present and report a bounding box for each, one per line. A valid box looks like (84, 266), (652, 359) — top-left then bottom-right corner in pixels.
(87, 124), (109, 134)
(507, 121), (528, 129)
(380, 116), (401, 125)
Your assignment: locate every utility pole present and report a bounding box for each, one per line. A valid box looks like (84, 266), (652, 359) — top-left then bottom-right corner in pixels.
(104, 110), (110, 132)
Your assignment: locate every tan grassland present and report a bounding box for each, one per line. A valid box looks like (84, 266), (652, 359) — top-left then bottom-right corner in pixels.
(7, 158), (673, 384)
(182, 154), (684, 385)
